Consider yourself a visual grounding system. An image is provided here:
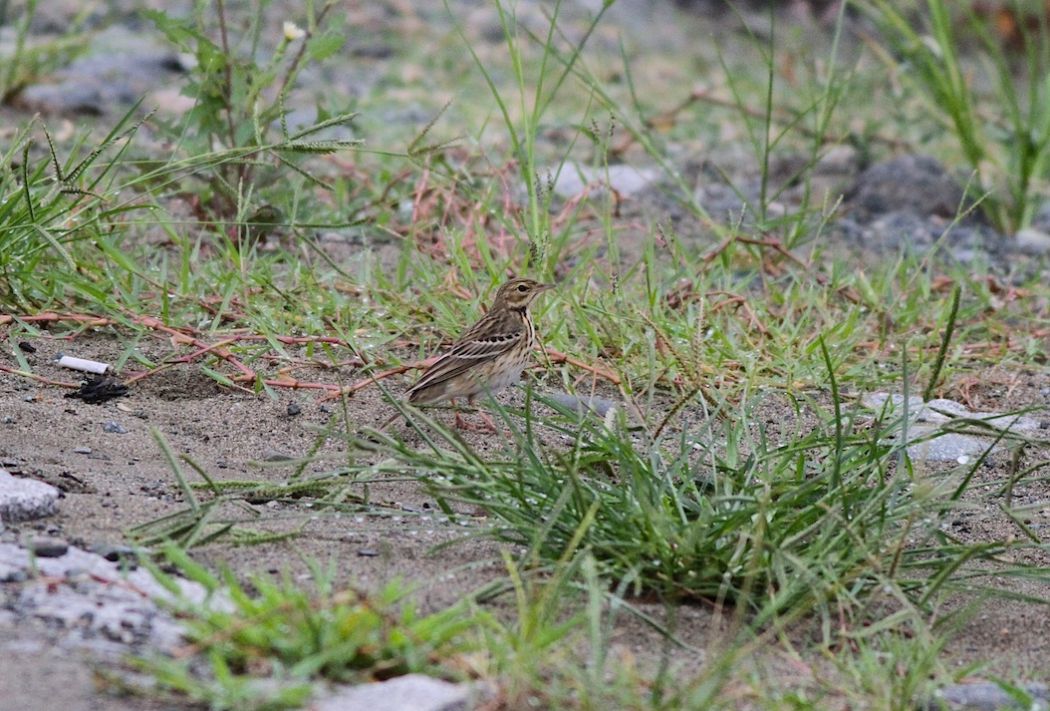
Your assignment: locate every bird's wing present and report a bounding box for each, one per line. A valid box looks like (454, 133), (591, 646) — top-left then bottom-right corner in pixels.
(407, 312), (524, 400)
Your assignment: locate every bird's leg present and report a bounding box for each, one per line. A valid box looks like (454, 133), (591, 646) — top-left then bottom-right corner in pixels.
(452, 395), (498, 433)
(469, 395), (500, 434)
(452, 398), (470, 429)
(477, 411), (499, 434)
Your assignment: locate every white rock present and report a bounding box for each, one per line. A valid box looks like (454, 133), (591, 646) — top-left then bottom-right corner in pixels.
(932, 681), (1049, 710)
(1015, 227), (1050, 253)
(548, 164), (660, 199)
(863, 394), (1043, 431)
(0, 468), (59, 522)
(861, 393), (1046, 462)
(311, 674), (488, 711)
(0, 542), (231, 653)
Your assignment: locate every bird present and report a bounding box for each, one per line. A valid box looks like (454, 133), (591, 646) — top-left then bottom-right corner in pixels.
(404, 277), (553, 431)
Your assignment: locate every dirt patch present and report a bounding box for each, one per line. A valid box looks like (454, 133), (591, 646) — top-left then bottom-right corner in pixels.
(3, 330), (1049, 708)
(3, 0), (1050, 705)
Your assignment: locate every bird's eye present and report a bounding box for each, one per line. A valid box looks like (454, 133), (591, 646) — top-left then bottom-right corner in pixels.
(517, 284), (529, 292)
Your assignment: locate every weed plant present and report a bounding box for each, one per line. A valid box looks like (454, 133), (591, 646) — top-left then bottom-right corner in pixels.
(361, 383), (1050, 631)
(864, 0), (1050, 232)
(135, 546), (478, 709)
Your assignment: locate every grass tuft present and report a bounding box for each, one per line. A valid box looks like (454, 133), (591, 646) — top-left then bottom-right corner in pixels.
(359, 385), (1050, 635)
(132, 546), (479, 708)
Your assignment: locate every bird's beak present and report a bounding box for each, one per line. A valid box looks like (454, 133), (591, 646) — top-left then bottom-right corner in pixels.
(539, 283), (555, 292)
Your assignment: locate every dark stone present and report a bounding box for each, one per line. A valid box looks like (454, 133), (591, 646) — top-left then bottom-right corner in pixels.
(12, 25), (187, 116)
(845, 155), (974, 221)
(91, 545), (138, 566)
(27, 538), (69, 558)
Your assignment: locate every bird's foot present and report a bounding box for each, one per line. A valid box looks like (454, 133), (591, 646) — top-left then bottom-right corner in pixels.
(454, 410), (499, 434)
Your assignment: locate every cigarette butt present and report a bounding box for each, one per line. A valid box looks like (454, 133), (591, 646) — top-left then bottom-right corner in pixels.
(57, 355), (110, 375)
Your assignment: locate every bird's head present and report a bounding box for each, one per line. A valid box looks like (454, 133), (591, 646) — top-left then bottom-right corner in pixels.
(491, 278), (553, 311)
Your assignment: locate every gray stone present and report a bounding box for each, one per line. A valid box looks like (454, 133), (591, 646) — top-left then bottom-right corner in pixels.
(905, 430), (989, 463)
(0, 468), (59, 522)
(0, 542), (230, 654)
(103, 420), (128, 434)
(547, 392), (619, 417)
(14, 25), (187, 116)
(548, 164), (660, 199)
(862, 394), (1046, 463)
(925, 681), (1049, 710)
(25, 537), (69, 558)
(1015, 228), (1050, 254)
(861, 211), (1003, 261)
(846, 155), (969, 220)
(311, 674), (486, 711)
(865, 395), (1043, 432)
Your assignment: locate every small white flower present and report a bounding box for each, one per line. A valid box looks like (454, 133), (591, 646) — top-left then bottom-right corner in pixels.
(283, 21), (305, 41)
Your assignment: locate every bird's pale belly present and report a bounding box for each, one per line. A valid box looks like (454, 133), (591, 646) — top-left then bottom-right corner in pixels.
(467, 363), (525, 396)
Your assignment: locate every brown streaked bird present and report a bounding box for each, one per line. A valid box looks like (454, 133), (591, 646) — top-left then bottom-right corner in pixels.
(406, 277), (553, 430)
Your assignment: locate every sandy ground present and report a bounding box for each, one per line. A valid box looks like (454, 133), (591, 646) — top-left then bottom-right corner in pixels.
(2, 0), (1050, 706)
(1, 329), (1049, 707)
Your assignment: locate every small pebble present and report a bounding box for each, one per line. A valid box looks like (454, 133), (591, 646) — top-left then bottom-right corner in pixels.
(929, 681), (1050, 710)
(27, 538), (69, 558)
(103, 421), (128, 434)
(547, 392), (618, 417)
(357, 548), (379, 558)
(73, 447), (92, 455)
(287, 403), (302, 416)
(92, 544), (137, 565)
(2, 416), (13, 425)
(18, 342), (36, 353)
(0, 569), (27, 583)
(22, 395), (35, 403)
